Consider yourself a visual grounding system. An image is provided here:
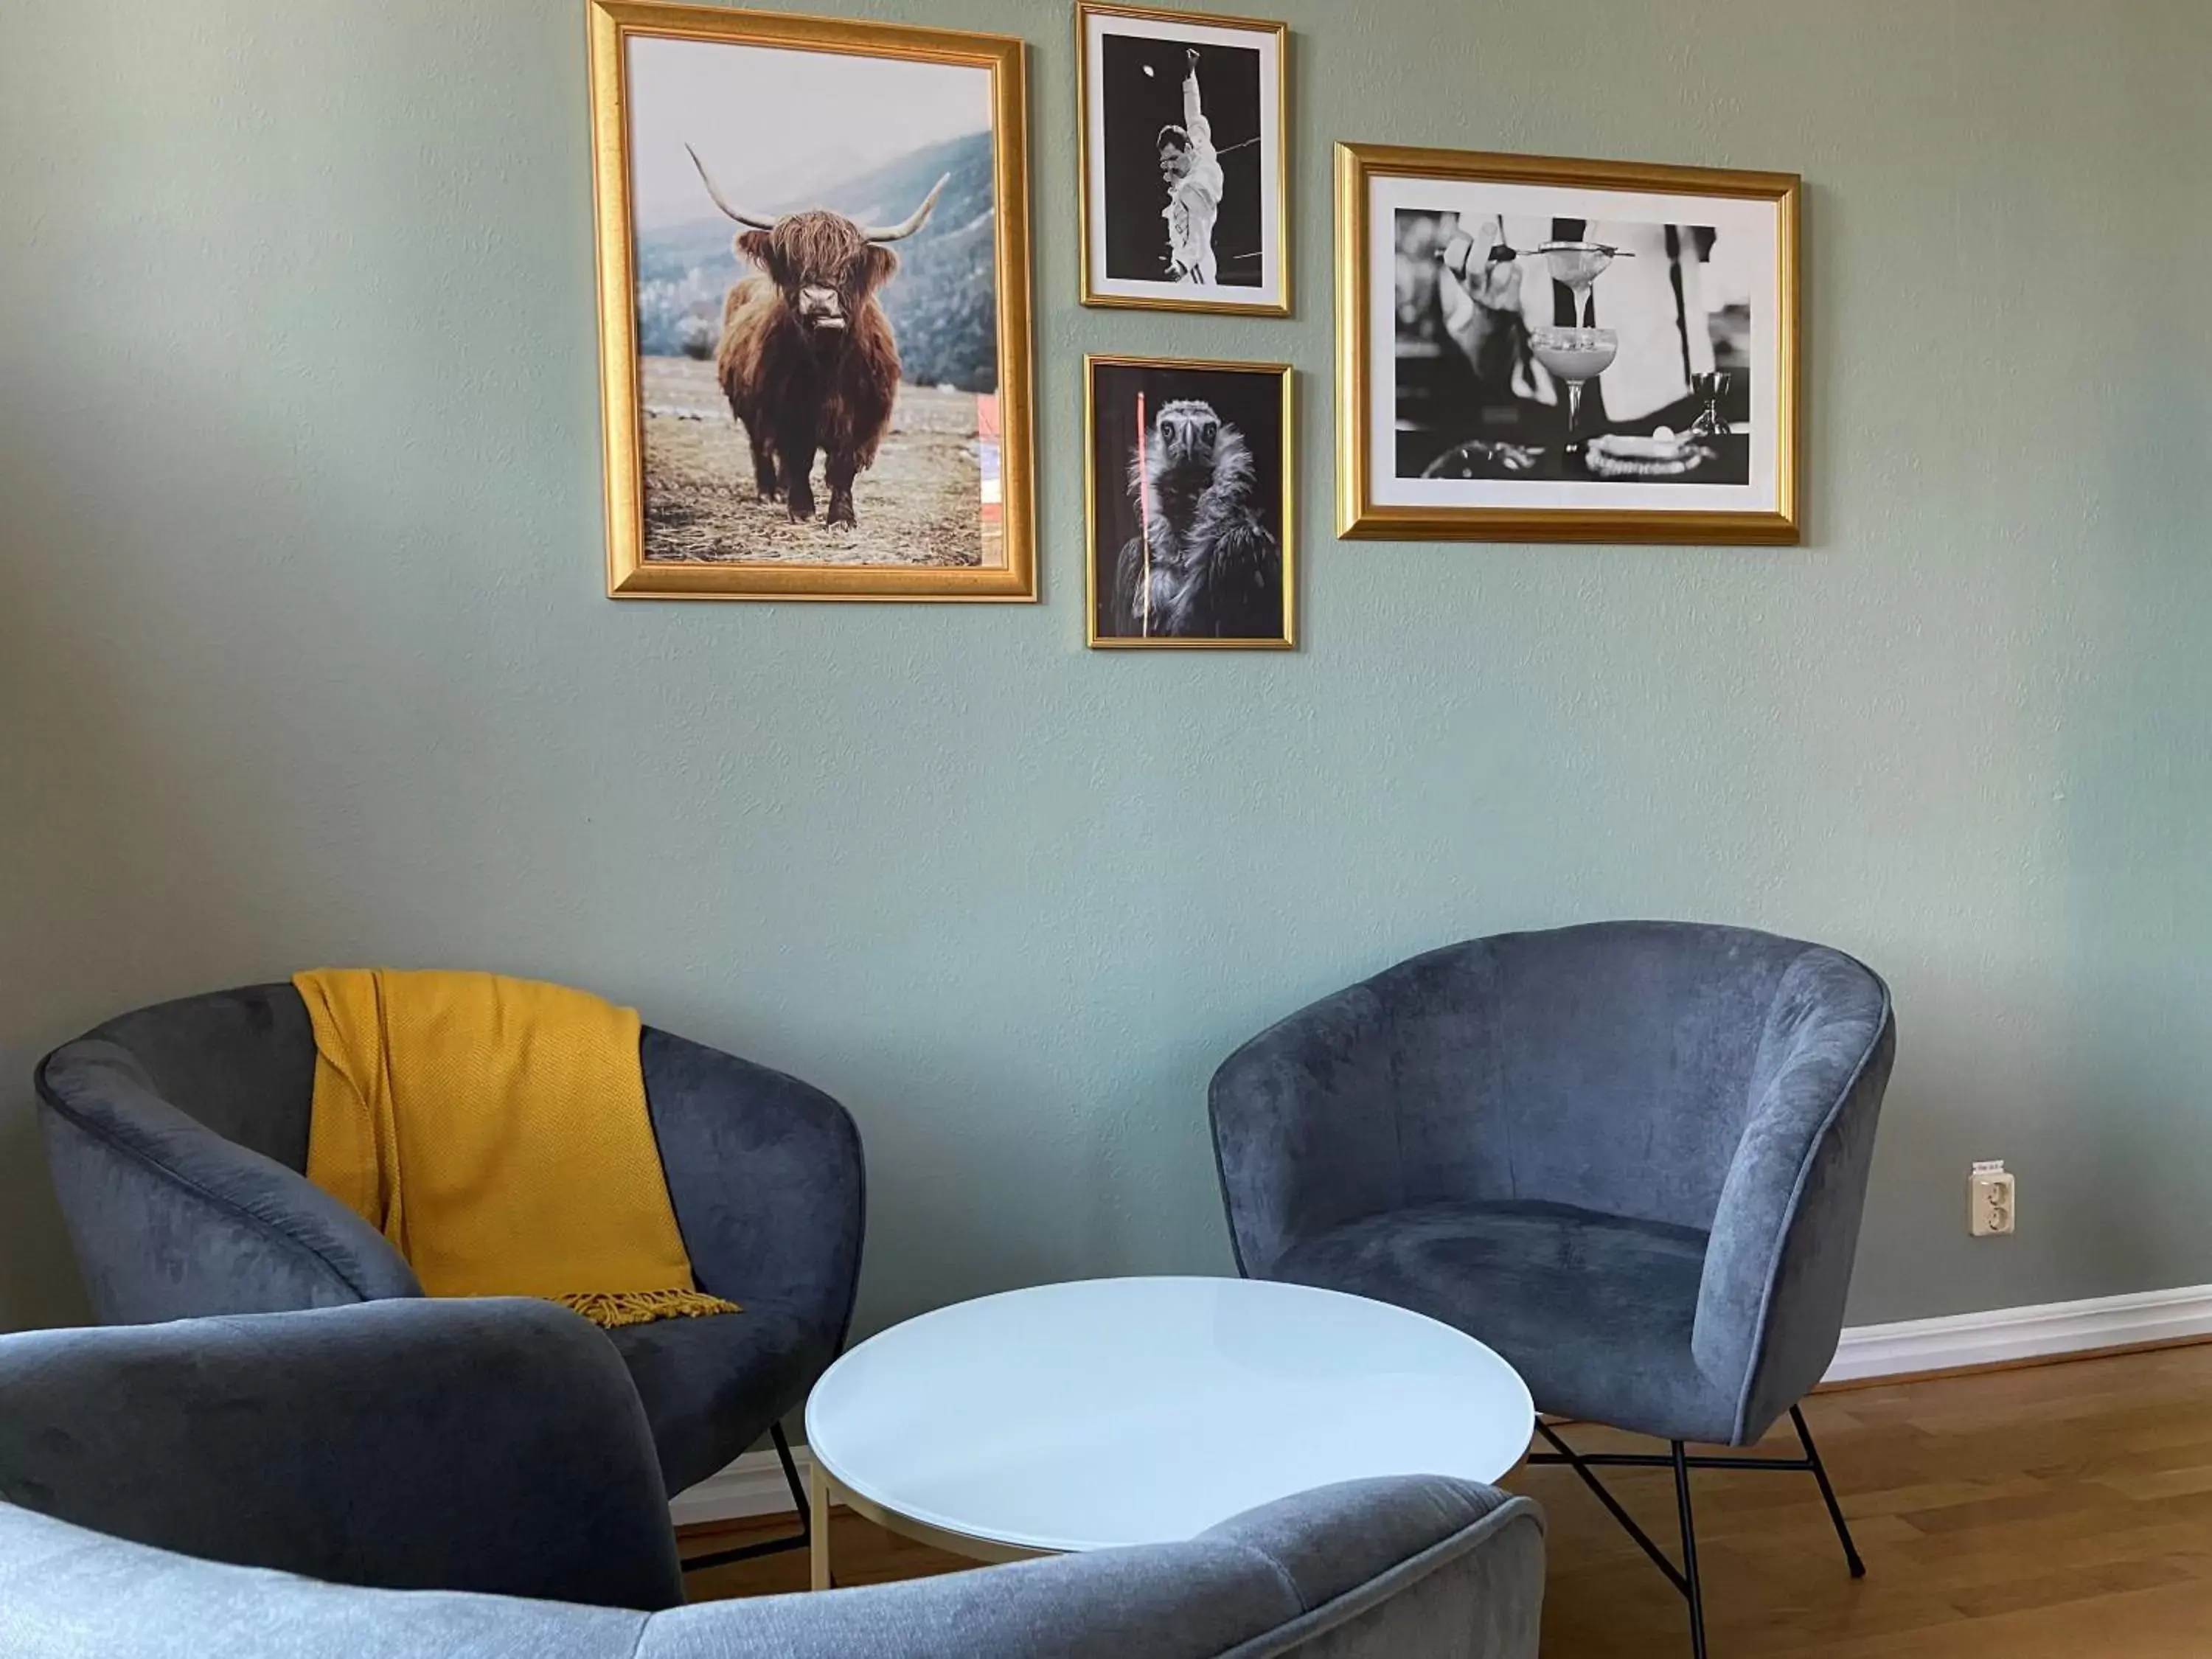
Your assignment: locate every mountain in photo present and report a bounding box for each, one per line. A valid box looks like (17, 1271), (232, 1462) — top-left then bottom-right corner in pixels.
(636, 130), (998, 394)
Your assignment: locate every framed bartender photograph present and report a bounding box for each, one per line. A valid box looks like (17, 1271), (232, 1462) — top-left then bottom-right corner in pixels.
(1337, 142), (1800, 544)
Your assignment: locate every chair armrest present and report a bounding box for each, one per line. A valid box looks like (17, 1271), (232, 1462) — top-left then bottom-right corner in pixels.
(1199, 1476), (1545, 1659)
(636, 1477), (1545, 1659)
(0, 1503), (653, 1659)
(641, 1029), (864, 1344)
(36, 1042), (420, 1321)
(0, 1298), (685, 1613)
(1208, 981), (1406, 1278)
(1693, 951), (1896, 1441)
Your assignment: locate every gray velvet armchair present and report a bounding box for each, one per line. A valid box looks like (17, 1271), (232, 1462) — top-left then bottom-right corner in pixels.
(0, 1300), (1548, 1659)
(1210, 922), (1895, 1658)
(34, 981), (865, 1559)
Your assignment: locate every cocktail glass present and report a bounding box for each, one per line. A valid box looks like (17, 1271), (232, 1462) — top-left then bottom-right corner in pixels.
(1529, 326), (1618, 459)
(1688, 369), (1734, 437)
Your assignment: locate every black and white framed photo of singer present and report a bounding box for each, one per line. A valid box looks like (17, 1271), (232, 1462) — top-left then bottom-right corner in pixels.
(1078, 4), (1289, 316)
(1336, 143), (1800, 544)
(1086, 357), (1294, 649)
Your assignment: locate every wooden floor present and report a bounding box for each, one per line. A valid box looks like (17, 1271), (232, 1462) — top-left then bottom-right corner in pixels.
(681, 1342), (2212, 1656)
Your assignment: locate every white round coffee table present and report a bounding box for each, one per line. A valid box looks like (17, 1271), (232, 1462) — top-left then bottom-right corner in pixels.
(801, 1275), (1532, 1587)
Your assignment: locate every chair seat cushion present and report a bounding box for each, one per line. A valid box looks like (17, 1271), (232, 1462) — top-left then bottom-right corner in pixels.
(1270, 1200), (1742, 1444)
(605, 1304), (827, 1498)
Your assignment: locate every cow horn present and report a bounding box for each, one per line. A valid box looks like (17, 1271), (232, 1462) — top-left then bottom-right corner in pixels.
(863, 173), (950, 243)
(686, 144), (776, 230)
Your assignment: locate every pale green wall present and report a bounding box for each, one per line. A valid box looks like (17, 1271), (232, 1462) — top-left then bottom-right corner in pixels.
(2, 0), (2208, 1337)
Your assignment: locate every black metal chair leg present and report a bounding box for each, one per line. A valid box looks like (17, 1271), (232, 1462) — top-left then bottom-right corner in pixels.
(771, 1422), (811, 1531)
(1533, 1409), (1863, 1654)
(681, 1422), (812, 1573)
(1533, 1421), (1690, 1595)
(1791, 1405), (1864, 1578)
(1671, 1441), (1708, 1659)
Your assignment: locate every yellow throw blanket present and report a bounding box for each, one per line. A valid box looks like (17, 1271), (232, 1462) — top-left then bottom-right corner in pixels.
(296, 969), (738, 1329)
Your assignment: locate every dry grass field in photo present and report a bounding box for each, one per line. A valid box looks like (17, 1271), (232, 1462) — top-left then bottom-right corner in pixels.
(641, 356), (989, 568)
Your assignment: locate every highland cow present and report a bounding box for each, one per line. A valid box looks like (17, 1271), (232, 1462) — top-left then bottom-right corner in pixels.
(686, 145), (947, 529)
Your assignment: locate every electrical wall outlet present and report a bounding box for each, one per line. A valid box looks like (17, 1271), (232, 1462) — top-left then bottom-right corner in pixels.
(1968, 1163), (2015, 1237)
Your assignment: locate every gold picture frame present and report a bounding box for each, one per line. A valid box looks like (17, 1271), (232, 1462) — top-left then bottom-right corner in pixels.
(1077, 2), (1290, 316)
(1335, 142), (1801, 545)
(588, 1), (1037, 599)
(1085, 355), (1295, 650)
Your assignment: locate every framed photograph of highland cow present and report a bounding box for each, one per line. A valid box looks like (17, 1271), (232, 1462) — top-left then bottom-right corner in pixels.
(587, 1), (1037, 599)
(1085, 356), (1293, 649)
(1336, 142), (1800, 544)
(1078, 3), (1288, 316)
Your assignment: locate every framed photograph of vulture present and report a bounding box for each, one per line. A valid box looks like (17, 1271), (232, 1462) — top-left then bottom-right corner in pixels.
(586, 1), (1037, 599)
(1336, 142), (1801, 545)
(1085, 356), (1295, 649)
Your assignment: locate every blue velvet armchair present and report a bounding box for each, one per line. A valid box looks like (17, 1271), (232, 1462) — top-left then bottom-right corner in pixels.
(1210, 922), (1895, 1658)
(34, 982), (865, 1541)
(0, 1300), (1549, 1659)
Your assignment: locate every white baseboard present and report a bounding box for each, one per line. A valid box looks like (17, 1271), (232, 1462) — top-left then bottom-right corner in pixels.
(1822, 1281), (2212, 1385)
(669, 1442), (815, 1529)
(668, 1284), (2212, 1525)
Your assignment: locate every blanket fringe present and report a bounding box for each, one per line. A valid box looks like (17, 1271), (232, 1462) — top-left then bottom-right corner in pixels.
(553, 1288), (741, 1329)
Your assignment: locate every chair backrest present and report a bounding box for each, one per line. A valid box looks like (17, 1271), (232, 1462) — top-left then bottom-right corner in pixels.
(35, 981), (872, 1338)
(0, 1475), (1546, 1659)
(1279, 922), (1885, 1234)
(74, 982), (318, 1169)
(0, 1300), (686, 1613)
(0, 1296), (1543, 1658)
